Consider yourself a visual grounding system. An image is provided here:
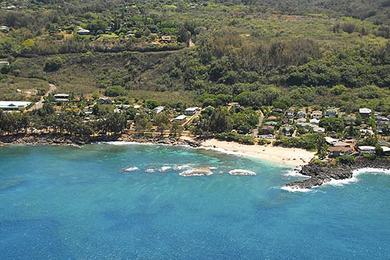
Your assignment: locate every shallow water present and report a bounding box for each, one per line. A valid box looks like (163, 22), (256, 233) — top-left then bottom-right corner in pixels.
(0, 144), (389, 259)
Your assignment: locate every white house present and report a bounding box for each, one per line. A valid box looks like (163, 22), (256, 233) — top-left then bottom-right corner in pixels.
(359, 108), (372, 116)
(153, 106), (165, 114)
(77, 28), (91, 35)
(174, 115), (187, 122)
(54, 94), (70, 102)
(358, 146), (376, 154)
(184, 107), (200, 116)
(0, 60), (9, 67)
(0, 101), (31, 111)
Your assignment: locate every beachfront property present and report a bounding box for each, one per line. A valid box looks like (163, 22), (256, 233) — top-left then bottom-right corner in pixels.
(54, 94), (70, 102)
(328, 146), (354, 158)
(0, 101), (31, 111)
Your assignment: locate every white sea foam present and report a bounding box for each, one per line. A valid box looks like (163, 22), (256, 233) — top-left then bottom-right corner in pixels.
(228, 169), (256, 176)
(352, 168), (390, 176)
(173, 164), (192, 171)
(179, 168), (213, 177)
(283, 167), (309, 178)
(145, 168), (156, 173)
(323, 168), (390, 187)
(159, 166), (172, 172)
(281, 186), (312, 193)
(122, 166), (139, 173)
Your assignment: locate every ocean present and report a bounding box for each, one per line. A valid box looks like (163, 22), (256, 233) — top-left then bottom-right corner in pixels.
(0, 144), (389, 259)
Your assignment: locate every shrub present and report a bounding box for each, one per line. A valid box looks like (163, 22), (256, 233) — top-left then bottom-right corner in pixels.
(44, 57), (63, 72)
(337, 155), (356, 165)
(104, 86), (126, 97)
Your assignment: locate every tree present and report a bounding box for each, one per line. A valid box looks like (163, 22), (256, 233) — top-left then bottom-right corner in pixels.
(154, 112), (171, 136)
(316, 134), (328, 160)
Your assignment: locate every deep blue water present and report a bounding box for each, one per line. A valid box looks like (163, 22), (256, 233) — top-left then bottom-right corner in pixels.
(0, 144), (390, 259)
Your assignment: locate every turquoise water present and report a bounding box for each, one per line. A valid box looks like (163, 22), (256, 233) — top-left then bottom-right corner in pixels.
(0, 144), (390, 259)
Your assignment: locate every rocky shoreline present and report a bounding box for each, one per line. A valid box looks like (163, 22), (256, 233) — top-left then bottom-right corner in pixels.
(286, 158), (390, 190)
(0, 133), (202, 148)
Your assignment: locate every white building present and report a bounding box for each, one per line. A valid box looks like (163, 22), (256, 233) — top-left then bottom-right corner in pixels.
(174, 115), (187, 121)
(184, 107), (200, 116)
(153, 106), (165, 114)
(359, 108), (372, 116)
(54, 94), (70, 102)
(0, 101), (31, 111)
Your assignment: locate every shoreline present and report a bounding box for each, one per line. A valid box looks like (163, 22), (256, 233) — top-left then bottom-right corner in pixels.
(285, 158), (390, 192)
(199, 139), (315, 167)
(0, 134), (313, 167)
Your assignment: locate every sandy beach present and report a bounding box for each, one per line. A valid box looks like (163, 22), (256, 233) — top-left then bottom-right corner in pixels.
(199, 139), (315, 167)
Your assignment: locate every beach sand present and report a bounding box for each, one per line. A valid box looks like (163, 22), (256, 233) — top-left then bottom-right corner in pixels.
(199, 139), (315, 167)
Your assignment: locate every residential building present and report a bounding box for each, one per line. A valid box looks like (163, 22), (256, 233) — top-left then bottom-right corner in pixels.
(153, 106), (165, 114)
(0, 101), (31, 111)
(328, 146), (354, 158)
(358, 146), (376, 155)
(0, 25), (10, 33)
(54, 94), (70, 102)
(311, 110), (323, 119)
(184, 107), (200, 116)
(77, 28), (91, 35)
(359, 108), (372, 117)
(325, 109), (337, 118)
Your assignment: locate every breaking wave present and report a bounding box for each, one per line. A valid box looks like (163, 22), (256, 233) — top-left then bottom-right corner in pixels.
(281, 186), (312, 193)
(179, 168), (213, 177)
(228, 169), (256, 176)
(122, 166), (139, 173)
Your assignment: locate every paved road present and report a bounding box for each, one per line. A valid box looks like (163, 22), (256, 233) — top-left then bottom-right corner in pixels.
(27, 83), (57, 112)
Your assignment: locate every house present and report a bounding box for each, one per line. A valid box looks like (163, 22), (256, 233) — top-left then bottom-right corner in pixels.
(260, 126), (275, 135)
(153, 106), (165, 114)
(160, 35), (172, 43)
(264, 121), (278, 126)
(311, 110), (323, 119)
(267, 115), (278, 121)
(133, 104), (141, 109)
(328, 146), (354, 158)
(297, 110), (306, 119)
(325, 108), (337, 118)
(281, 125), (294, 137)
(360, 128), (374, 136)
(0, 26), (10, 33)
(54, 94), (70, 102)
(359, 108), (372, 117)
(296, 118), (306, 124)
(310, 118), (320, 125)
(286, 110), (294, 119)
(0, 101), (31, 111)
(272, 108), (283, 114)
(381, 146), (390, 155)
(77, 28), (91, 35)
(184, 107), (200, 116)
(358, 146), (376, 155)
(173, 114), (186, 122)
(0, 60), (9, 67)
(97, 97), (113, 105)
(312, 126), (325, 133)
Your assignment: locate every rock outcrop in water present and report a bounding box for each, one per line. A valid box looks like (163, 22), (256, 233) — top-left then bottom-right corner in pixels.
(286, 158), (390, 190)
